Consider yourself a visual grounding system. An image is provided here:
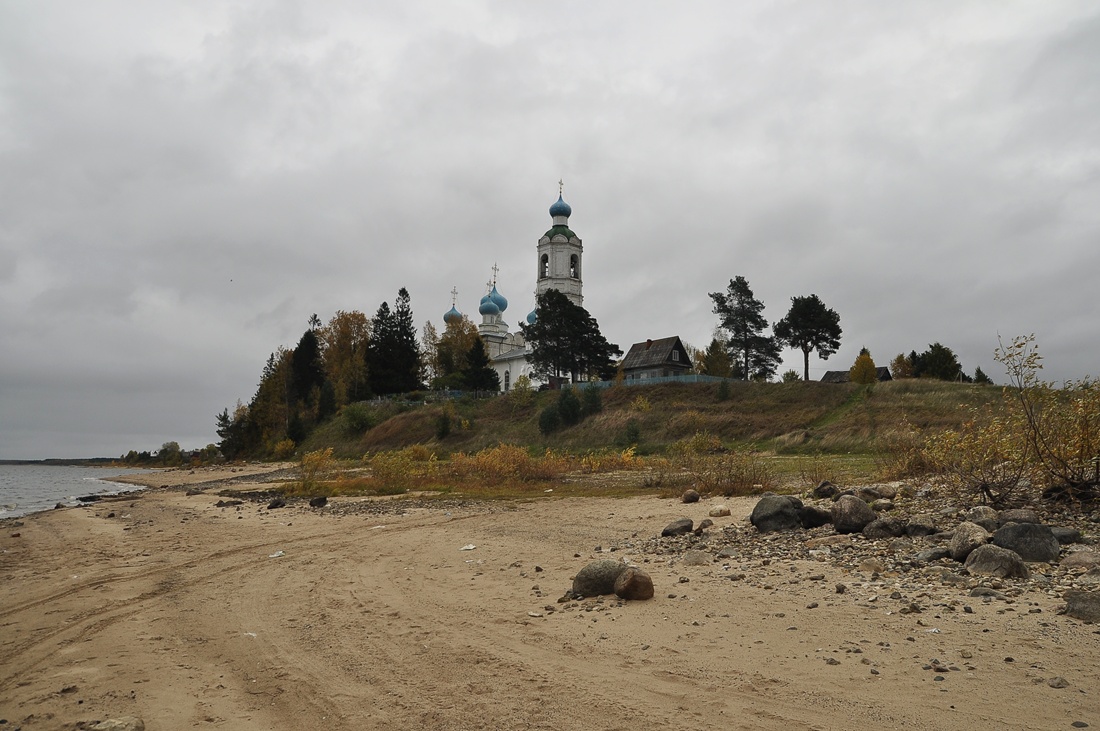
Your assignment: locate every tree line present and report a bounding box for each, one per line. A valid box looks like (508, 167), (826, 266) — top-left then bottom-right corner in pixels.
(698, 275), (990, 385)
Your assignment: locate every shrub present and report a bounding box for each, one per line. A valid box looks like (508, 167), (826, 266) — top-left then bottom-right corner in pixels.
(273, 439), (297, 460)
(435, 402), (455, 440)
(716, 379), (731, 401)
(343, 402), (375, 433)
(508, 375), (534, 411)
(299, 447), (335, 492)
(781, 370), (801, 383)
(581, 383), (603, 416)
(631, 395), (651, 412)
(538, 405), (561, 435)
(623, 418), (641, 446)
(558, 388), (582, 426)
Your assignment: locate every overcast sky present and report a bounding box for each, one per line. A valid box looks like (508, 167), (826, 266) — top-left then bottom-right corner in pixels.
(2, 1), (1098, 459)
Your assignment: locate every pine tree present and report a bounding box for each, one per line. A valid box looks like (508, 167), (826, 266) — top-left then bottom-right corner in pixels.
(773, 294), (842, 382)
(709, 276), (781, 381)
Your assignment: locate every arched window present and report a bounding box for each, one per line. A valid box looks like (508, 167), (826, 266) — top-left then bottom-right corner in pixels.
(570, 255), (579, 279)
(540, 254), (549, 279)
(504, 370), (510, 392)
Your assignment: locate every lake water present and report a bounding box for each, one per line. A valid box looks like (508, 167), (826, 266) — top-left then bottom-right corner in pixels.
(0, 464), (154, 519)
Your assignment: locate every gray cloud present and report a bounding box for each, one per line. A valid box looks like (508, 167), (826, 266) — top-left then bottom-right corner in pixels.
(2, 1), (1098, 458)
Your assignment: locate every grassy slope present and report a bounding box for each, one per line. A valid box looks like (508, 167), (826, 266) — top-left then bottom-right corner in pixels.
(301, 379), (1002, 460)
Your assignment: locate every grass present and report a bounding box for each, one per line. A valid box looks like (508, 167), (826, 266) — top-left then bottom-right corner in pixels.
(282, 378), (1002, 500)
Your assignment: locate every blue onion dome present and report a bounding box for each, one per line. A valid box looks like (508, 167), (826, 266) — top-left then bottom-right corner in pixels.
(443, 305), (462, 325)
(478, 295), (500, 316)
(526, 308), (538, 325)
(549, 194), (571, 219)
(488, 285), (508, 312)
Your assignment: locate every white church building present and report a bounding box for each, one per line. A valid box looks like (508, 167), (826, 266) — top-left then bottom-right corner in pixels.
(442, 189), (584, 392)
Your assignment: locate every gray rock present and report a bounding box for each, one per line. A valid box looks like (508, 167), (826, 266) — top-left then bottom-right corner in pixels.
(750, 495), (803, 533)
(871, 499), (895, 512)
(963, 544), (1030, 579)
(693, 518), (714, 535)
(682, 550), (711, 566)
(857, 486), (884, 502)
(661, 518), (694, 537)
(965, 505), (1000, 532)
(906, 514), (939, 537)
(266, 497), (286, 509)
(1061, 550), (1100, 569)
(614, 566), (654, 600)
(913, 546), (951, 563)
(875, 484), (899, 500)
(992, 522), (1061, 562)
(90, 719), (145, 731)
(998, 508), (1040, 526)
(1051, 526), (1082, 545)
(1078, 567), (1100, 585)
(949, 521), (990, 562)
(862, 517), (908, 540)
(308, 495), (328, 508)
(572, 560), (626, 597)
(832, 494), (878, 535)
(813, 480), (839, 499)
(681, 489), (700, 504)
(708, 504), (731, 517)
(799, 505), (833, 529)
(1063, 590), (1100, 623)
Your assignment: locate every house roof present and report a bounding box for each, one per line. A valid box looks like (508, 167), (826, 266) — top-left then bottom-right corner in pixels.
(621, 336), (689, 371)
(820, 367), (893, 383)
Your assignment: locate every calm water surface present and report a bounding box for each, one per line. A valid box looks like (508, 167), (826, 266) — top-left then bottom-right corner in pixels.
(0, 464), (153, 519)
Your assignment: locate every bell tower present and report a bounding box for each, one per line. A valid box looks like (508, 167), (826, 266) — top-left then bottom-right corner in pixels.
(535, 181), (583, 307)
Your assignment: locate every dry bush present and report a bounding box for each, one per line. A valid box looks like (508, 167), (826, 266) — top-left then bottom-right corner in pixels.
(449, 444), (572, 483)
(689, 451), (774, 496)
(578, 446), (643, 473)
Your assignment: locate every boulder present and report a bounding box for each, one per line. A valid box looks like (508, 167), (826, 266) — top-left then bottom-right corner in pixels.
(308, 496), (328, 508)
(871, 499), (895, 512)
(857, 486), (883, 502)
(572, 560), (626, 597)
(693, 518), (714, 535)
(863, 517), (908, 540)
(750, 495), (803, 533)
(998, 508), (1040, 526)
(813, 481), (839, 499)
(913, 546), (951, 563)
(681, 489), (700, 504)
(799, 505), (833, 529)
(682, 550), (711, 566)
(1061, 550), (1100, 569)
(992, 522), (1061, 563)
(963, 544), (1030, 579)
(965, 505), (999, 532)
(832, 495), (877, 535)
(708, 505), (731, 518)
(905, 514), (939, 537)
(1062, 590), (1100, 623)
(949, 521), (990, 562)
(614, 567), (654, 600)
(1051, 526), (1082, 545)
(661, 518), (694, 537)
(266, 498), (286, 510)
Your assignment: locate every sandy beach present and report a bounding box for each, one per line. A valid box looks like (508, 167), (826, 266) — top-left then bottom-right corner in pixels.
(2, 465), (1098, 730)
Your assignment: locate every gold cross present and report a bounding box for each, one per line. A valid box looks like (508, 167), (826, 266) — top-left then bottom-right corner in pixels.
(558, 178), (563, 196)
(450, 286), (458, 307)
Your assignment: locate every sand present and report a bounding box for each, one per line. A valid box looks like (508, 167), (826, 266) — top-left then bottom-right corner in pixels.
(2, 465), (1098, 730)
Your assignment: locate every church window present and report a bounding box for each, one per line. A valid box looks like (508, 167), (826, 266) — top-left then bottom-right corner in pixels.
(504, 371), (510, 391)
(570, 255), (579, 279)
(540, 254), (549, 279)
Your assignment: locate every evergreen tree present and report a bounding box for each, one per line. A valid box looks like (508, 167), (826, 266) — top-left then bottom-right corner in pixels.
(366, 288), (423, 395)
(521, 289), (621, 384)
(773, 294), (842, 382)
(974, 366), (993, 385)
(709, 276), (781, 381)
(698, 337), (733, 378)
(289, 328), (325, 407)
(462, 337), (501, 392)
(916, 342), (963, 381)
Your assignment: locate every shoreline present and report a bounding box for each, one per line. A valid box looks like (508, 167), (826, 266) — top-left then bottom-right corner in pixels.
(2, 469), (1098, 730)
